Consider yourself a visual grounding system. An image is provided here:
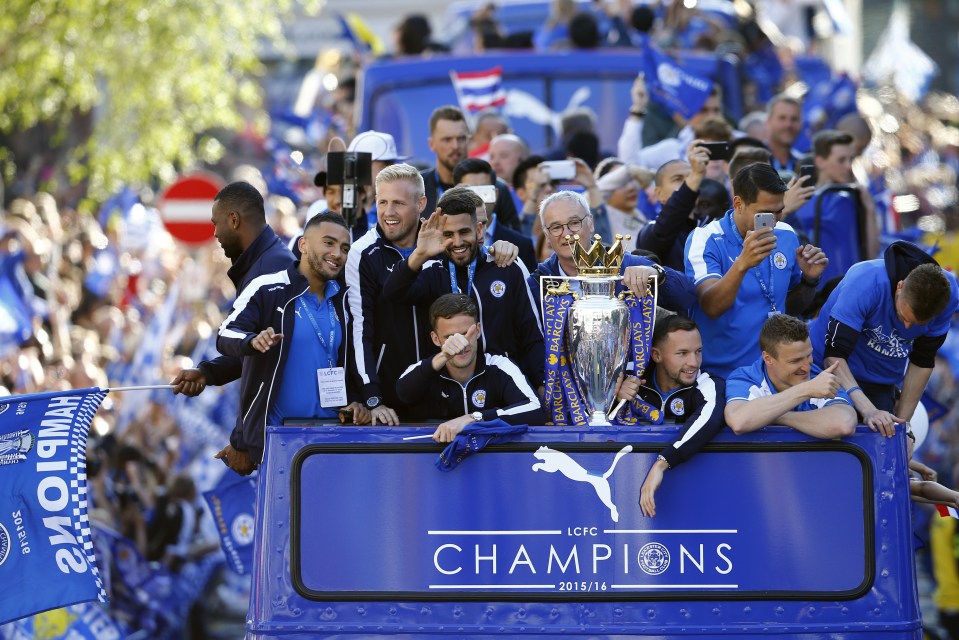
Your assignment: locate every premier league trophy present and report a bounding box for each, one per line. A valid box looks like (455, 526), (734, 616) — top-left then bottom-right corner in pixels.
(566, 234), (630, 425)
(541, 234), (632, 426)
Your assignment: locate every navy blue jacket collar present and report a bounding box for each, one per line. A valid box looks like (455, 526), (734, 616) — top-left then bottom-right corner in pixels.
(228, 225), (284, 289)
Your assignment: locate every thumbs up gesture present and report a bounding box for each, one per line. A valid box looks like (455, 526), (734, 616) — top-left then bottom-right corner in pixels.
(805, 361), (841, 399)
(441, 324), (479, 360)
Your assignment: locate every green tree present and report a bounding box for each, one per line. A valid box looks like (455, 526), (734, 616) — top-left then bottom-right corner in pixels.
(0, 0), (303, 203)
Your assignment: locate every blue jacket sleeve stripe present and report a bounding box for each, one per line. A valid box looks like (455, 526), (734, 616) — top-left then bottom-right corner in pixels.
(217, 269), (290, 340)
(671, 372), (718, 450)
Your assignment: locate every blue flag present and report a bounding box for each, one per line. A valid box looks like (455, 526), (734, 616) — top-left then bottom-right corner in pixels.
(0, 253), (35, 356)
(642, 43), (713, 120)
(0, 388), (108, 625)
(202, 473), (257, 574)
(436, 420), (528, 472)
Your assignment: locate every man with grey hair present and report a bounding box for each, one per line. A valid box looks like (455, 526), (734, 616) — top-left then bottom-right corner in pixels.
(346, 163), (438, 425)
(526, 189), (696, 313)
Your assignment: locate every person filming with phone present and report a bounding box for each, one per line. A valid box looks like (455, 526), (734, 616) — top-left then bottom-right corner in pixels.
(684, 163), (829, 377)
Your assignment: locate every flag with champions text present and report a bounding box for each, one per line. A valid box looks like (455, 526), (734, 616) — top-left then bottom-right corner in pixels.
(0, 388), (108, 625)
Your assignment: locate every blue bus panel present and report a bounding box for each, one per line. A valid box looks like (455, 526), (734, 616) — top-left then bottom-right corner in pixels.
(249, 425), (920, 639)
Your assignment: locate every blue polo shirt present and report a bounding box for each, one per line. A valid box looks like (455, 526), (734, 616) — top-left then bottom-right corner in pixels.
(268, 282), (342, 424)
(685, 210), (803, 378)
(726, 358), (852, 409)
(810, 259), (959, 385)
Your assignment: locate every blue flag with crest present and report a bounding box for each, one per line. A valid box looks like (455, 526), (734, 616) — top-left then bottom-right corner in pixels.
(202, 473), (257, 574)
(0, 388), (108, 625)
(641, 42), (713, 121)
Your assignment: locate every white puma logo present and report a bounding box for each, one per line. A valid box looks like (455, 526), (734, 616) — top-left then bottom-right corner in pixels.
(386, 263), (395, 273)
(531, 445), (633, 522)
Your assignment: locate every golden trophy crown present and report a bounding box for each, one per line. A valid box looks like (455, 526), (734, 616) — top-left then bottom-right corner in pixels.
(566, 233), (630, 277)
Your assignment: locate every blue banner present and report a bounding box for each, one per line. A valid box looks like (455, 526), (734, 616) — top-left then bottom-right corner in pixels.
(203, 473), (256, 575)
(0, 388), (108, 625)
(542, 288), (588, 426)
(292, 445), (868, 597)
(642, 43), (713, 120)
(613, 294), (661, 425)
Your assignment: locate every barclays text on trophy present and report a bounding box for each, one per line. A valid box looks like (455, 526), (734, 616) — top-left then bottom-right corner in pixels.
(541, 233), (656, 426)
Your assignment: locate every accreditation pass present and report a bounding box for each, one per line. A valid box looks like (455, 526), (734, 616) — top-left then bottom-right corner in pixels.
(317, 367), (347, 407)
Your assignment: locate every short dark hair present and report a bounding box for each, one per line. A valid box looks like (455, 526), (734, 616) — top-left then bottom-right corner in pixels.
(728, 136), (769, 156)
(630, 5), (654, 32)
(437, 186), (483, 219)
(304, 211), (350, 234)
(453, 158), (496, 184)
(654, 159), (689, 187)
(695, 179), (732, 220)
(759, 314), (809, 356)
(733, 162), (787, 206)
(569, 12), (600, 49)
(728, 148), (772, 184)
(429, 105), (466, 134)
(652, 314), (698, 349)
(513, 154), (546, 191)
(396, 14), (432, 55)
(902, 263), (952, 322)
(812, 130), (854, 159)
(215, 181), (265, 223)
(565, 131), (600, 169)
(430, 293), (478, 329)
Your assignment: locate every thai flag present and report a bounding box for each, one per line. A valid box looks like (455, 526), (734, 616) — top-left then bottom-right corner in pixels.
(449, 66), (507, 115)
(936, 505), (959, 519)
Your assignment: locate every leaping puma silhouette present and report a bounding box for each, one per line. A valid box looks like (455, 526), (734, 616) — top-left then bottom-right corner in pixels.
(531, 445), (633, 522)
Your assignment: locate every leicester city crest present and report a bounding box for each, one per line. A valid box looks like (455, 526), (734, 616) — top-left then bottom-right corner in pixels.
(669, 398), (685, 416)
(773, 252), (787, 270)
(232, 514), (255, 546)
(490, 280), (507, 298)
(471, 389), (487, 408)
(0, 521), (9, 568)
(0, 429), (35, 466)
(638, 542), (670, 575)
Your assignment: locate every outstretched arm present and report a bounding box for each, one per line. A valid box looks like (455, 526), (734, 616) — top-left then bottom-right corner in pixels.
(776, 403), (856, 439)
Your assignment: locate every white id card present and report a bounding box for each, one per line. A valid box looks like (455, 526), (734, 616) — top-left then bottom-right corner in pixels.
(317, 367), (347, 408)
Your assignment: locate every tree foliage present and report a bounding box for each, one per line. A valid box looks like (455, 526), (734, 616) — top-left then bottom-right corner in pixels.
(0, 0), (300, 201)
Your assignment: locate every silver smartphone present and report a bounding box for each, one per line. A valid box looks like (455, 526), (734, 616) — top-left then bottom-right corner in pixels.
(467, 184), (497, 204)
(754, 212), (775, 230)
(541, 160), (576, 181)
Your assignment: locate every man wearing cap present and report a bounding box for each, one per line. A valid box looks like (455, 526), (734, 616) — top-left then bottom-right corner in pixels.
(348, 130), (407, 233)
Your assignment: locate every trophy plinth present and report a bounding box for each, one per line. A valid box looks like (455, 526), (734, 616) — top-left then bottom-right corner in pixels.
(565, 234), (631, 426)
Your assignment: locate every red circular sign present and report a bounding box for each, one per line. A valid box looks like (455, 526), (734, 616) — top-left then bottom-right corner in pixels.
(157, 173), (225, 246)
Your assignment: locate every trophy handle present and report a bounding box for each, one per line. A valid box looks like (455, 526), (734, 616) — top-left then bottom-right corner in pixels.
(605, 276), (659, 422)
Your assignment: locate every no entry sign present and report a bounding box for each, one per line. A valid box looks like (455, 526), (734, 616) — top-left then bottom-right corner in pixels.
(157, 173), (225, 246)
